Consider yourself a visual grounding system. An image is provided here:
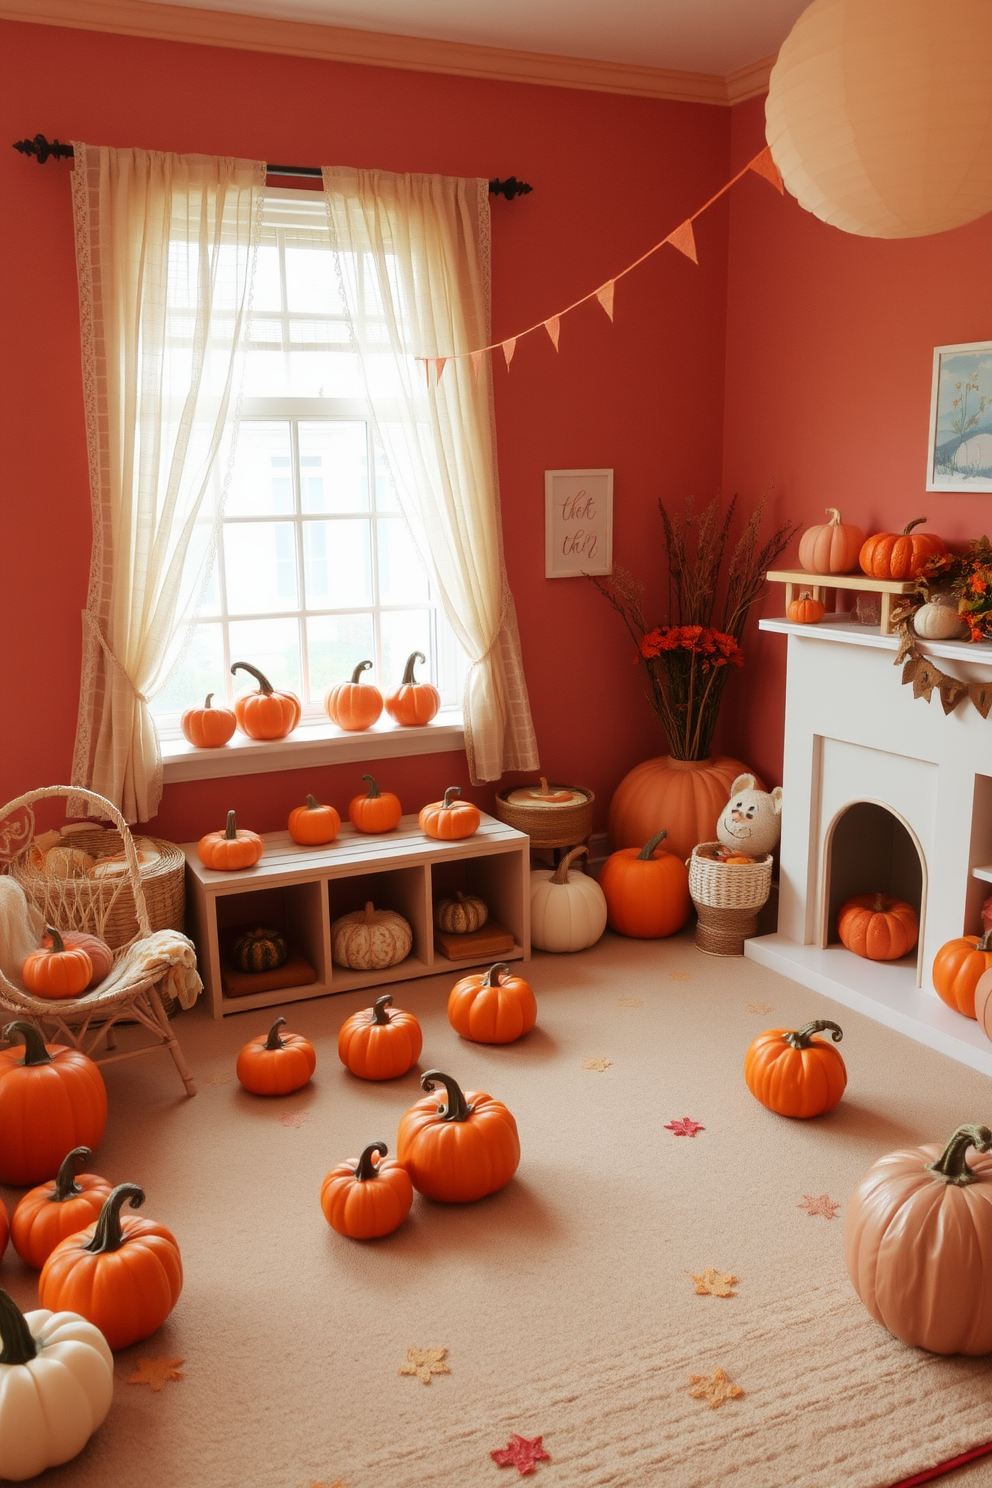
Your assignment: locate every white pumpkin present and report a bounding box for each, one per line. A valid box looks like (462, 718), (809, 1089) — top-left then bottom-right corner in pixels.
(530, 846), (608, 953)
(331, 901), (412, 970)
(913, 600), (967, 640)
(0, 1290), (113, 1482)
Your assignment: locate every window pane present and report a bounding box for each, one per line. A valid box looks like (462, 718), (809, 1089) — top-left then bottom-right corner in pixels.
(377, 517), (429, 605)
(286, 348), (362, 399)
(381, 609), (434, 693)
(252, 244), (282, 312)
(226, 424), (294, 516)
(306, 614), (376, 700)
(285, 244), (344, 315)
(304, 520), (372, 608)
(373, 443), (401, 512)
(299, 423), (369, 513)
(229, 618), (302, 698)
(150, 624), (226, 718)
(224, 522), (299, 613)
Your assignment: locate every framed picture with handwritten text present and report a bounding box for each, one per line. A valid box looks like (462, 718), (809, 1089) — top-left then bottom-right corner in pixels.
(544, 469), (613, 578)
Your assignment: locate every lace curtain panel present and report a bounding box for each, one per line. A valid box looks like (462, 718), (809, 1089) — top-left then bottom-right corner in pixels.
(70, 143), (265, 823)
(321, 167), (539, 783)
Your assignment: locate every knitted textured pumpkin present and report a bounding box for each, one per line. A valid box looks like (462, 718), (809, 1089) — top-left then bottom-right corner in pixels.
(529, 845), (607, 953)
(385, 651), (440, 726)
(197, 810), (264, 871)
(230, 661), (301, 740)
(744, 1020), (847, 1118)
(288, 795), (340, 846)
(232, 927), (288, 974)
(434, 892), (488, 935)
(838, 893), (918, 962)
(324, 660), (384, 732)
(859, 518), (947, 580)
(337, 994), (423, 1080)
(396, 1069), (520, 1203)
(236, 1017), (316, 1095)
(798, 508), (865, 575)
(180, 692), (237, 748)
(331, 902), (412, 970)
(320, 1142), (413, 1239)
(11, 1148), (114, 1270)
(419, 787), (480, 840)
(598, 830), (691, 938)
(931, 931), (992, 1019)
(448, 963), (537, 1045)
(0, 1022), (107, 1186)
(787, 591), (826, 624)
(348, 775), (403, 834)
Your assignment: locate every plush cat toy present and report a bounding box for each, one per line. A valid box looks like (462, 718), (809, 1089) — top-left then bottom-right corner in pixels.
(717, 775), (783, 858)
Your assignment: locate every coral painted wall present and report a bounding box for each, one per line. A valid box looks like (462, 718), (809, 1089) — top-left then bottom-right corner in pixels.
(0, 19), (732, 841)
(719, 96), (992, 787)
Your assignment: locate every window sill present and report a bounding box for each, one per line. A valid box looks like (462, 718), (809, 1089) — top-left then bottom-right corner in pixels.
(160, 712), (466, 784)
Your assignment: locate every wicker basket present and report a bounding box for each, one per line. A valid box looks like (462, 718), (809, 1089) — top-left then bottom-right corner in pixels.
(494, 785), (594, 849)
(688, 844), (773, 911)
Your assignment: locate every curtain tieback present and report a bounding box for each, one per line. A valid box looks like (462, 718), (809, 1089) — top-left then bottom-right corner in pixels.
(82, 610), (148, 704)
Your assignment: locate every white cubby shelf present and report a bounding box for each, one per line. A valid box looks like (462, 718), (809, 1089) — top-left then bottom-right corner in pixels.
(181, 811), (532, 1018)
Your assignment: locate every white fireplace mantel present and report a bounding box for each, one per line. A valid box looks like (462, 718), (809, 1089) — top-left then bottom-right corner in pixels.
(745, 616), (992, 1076)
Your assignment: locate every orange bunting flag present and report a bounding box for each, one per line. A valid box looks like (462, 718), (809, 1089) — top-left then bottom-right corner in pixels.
(749, 146), (785, 194)
(666, 221), (698, 263)
(595, 281), (615, 321)
(470, 349), (484, 381)
(544, 315), (561, 351)
(419, 357), (431, 383)
(434, 357), (447, 384)
(502, 337), (517, 369)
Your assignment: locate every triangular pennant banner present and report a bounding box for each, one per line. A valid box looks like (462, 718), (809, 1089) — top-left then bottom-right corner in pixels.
(939, 679), (969, 715)
(419, 357), (431, 384)
(749, 146), (785, 194)
(970, 681), (992, 719)
(666, 221), (698, 264)
(502, 338), (516, 369)
(595, 281), (615, 321)
(544, 315), (561, 351)
(434, 358), (447, 384)
(470, 350), (484, 381)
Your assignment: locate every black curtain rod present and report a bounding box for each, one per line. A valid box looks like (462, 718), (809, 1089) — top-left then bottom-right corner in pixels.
(12, 135), (532, 199)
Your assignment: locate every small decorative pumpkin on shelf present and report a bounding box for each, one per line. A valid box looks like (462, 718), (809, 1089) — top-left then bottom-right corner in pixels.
(931, 930), (992, 1019)
(913, 598), (967, 640)
(529, 845), (608, 953)
(22, 928), (93, 1000)
(837, 893), (919, 962)
(38, 1183), (183, 1351)
(845, 1123), (992, 1354)
(197, 810), (264, 871)
(11, 1147), (114, 1269)
(447, 962), (537, 1044)
(385, 651), (440, 726)
(331, 902), (412, 971)
(348, 775), (403, 834)
(324, 659), (384, 732)
(0, 1287), (114, 1483)
(419, 786), (480, 841)
(396, 1069), (520, 1203)
(787, 591), (826, 625)
(230, 661), (301, 740)
(859, 518), (947, 581)
(744, 1020), (847, 1118)
(598, 830), (691, 938)
(0, 1022), (107, 1186)
(320, 1142), (413, 1239)
(288, 794), (340, 846)
(337, 994), (423, 1080)
(434, 892), (488, 935)
(41, 930), (113, 990)
(180, 692), (237, 748)
(236, 1017), (316, 1095)
(232, 927), (288, 974)
(798, 508), (866, 575)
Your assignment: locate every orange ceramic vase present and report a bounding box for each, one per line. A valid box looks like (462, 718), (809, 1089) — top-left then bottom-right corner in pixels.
(607, 756), (762, 860)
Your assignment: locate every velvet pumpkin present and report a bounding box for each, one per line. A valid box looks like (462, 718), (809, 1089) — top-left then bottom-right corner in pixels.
(447, 963), (537, 1044)
(320, 1142), (413, 1239)
(197, 810), (265, 871)
(931, 930), (992, 1019)
(744, 1020), (847, 1118)
(337, 994), (423, 1080)
(845, 1123), (992, 1354)
(787, 591), (826, 624)
(348, 775), (403, 834)
(288, 795), (341, 846)
(180, 692), (237, 748)
(11, 1147), (114, 1269)
(0, 1022), (107, 1187)
(39, 1184), (183, 1352)
(324, 660), (384, 732)
(598, 830), (691, 938)
(22, 928), (93, 1001)
(41, 930), (113, 990)
(838, 893), (919, 962)
(230, 661), (301, 740)
(236, 1017), (316, 1095)
(859, 518), (947, 581)
(396, 1069), (520, 1203)
(384, 651), (440, 726)
(529, 845), (608, 953)
(798, 508), (865, 575)
(419, 786), (480, 840)
(608, 755), (761, 860)
(914, 599), (966, 640)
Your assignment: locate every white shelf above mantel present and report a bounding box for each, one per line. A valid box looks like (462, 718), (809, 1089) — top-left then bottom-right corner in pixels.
(760, 616), (992, 669)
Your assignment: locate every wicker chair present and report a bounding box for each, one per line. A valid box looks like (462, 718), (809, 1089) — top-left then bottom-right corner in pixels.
(0, 786), (198, 1095)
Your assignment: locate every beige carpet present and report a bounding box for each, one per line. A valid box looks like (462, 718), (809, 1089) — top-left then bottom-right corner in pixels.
(4, 930), (992, 1488)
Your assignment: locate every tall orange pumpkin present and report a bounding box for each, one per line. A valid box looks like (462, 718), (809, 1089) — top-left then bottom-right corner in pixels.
(0, 1022), (107, 1186)
(798, 508), (865, 575)
(384, 652), (440, 727)
(608, 755), (761, 859)
(324, 660), (383, 732)
(231, 661), (301, 740)
(859, 518), (947, 581)
(396, 1069), (520, 1203)
(598, 830), (691, 938)
(837, 893), (918, 962)
(931, 930), (992, 1019)
(744, 1020), (847, 1118)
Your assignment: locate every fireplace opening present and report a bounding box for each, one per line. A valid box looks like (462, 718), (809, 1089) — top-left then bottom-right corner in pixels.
(819, 800), (927, 984)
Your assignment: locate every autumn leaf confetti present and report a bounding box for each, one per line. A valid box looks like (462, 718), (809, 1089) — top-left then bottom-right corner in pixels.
(491, 1435), (551, 1475)
(798, 1193), (840, 1219)
(690, 1267), (737, 1298)
(689, 1367), (744, 1409)
(128, 1357), (185, 1391)
(747, 1001), (774, 1015)
(665, 1116), (705, 1137)
(617, 997), (643, 1008)
(398, 1346), (450, 1384)
(582, 1057), (612, 1072)
(278, 1109), (312, 1129)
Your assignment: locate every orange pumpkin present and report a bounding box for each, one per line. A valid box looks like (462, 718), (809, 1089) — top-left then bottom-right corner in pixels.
(598, 830), (691, 938)
(0, 1022), (107, 1186)
(324, 660), (384, 732)
(931, 930), (992, 1019)
(22, 927), (93, 1000)
(337, 994), (423, 1080)
(0, 1198), (6, 1264)
(236, 1016), (316, 1095)
(320, 1141), (413, 1239)
(744, 1019), (847, 1118)
(180, 692), (237, 748)
(838, 893), (918, 962)
(39, 1183), (183, 1351)
(230, 661), (301, 740)
(787, 591), (826, 624)
(396, 1069), (520, 1203)
(447, 963), (537, 1045)
(859, 518), (947, 580)
(798, 508), (866, 575)
(288, 794), (341, 846)
(845, 1123), (992, 1354)
(10, 1146), (114, 1269)
(384, 651), (440, 727)
(608, 755), (761, 860)
(419, 786), (480, 841)
(41, 930), (113, 990)
(348, 775), (403, 834)
(197, 810), (264, 871)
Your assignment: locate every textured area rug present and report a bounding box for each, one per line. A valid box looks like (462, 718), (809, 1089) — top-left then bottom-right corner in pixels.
(4, 931), (992, 1488)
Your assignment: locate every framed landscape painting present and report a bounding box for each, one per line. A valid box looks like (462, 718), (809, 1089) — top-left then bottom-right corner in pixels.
(927, 340), (992, 492)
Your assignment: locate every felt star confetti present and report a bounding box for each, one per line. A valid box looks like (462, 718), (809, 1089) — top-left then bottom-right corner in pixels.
(690, 1267), (737, 1298)
(688, 1367), (744, 1409)
(278, 1109), (311, 1128)
(491, 1435), (551, 1475)
(668, 972), (691, 981)
(747, 1001), (774, 1014)
(617, 997), (643, 1008)
(665, 1116), (705, 1137)
(128, 1357), (185, 1391)
(582, 1057), (612, 1072)
(398, 1346), (450, 1385)
(798, 1193), (840, 1220)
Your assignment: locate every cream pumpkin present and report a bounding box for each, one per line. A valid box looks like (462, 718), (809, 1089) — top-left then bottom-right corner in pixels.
(913, 600), (967, 640)
(331, 902), (412, 971)
(529, 845), (608, 952)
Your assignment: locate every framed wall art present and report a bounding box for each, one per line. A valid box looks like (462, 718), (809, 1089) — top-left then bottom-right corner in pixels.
(927, 340), (992, 492)
(544, 468), (613, 579)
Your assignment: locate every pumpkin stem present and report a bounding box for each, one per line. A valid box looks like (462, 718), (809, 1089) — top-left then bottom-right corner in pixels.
(482, 963), (510, 988)
(872, 893), (889, 913)
(350, 660), (373, 684)
(979, 930), (992, 952)
(370, 994), (393, 1025)
(305, 794), (321, 811)
(539, 776), (550, 795)
(400, 651), (425, 686)
(551, 845), (588, 884)
(0, 1288), (37, 1366)
(354, 1142), (388, 1181)
(926, 1124), (992, 1186)
(782, 1020), (843, 1049)
(363, 901), (376, 923)
(44, 925), (66, 954)
(420, 1068), (473, 1122)
(225, 810), (238, 841)
(901, 518), (927, 536)
(231, 661), (274, 694)
(84, 1183), (146, 1255)
(442, 787), (461, 809)
(637, 830), (669, 861)
(826, 508), (841, 525)
(204, 693), (215, 708)
(362, 774), (381, 799)
(2, 1020), (54, 1067)
(264, 1016), (288, 1051)
(50, 1146), (92, 1203)
(800, 591), (813, 601)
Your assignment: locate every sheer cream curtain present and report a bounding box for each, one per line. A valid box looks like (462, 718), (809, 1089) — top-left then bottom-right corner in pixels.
(321, 167), (538, 783)
(70, 143), (265, 823)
